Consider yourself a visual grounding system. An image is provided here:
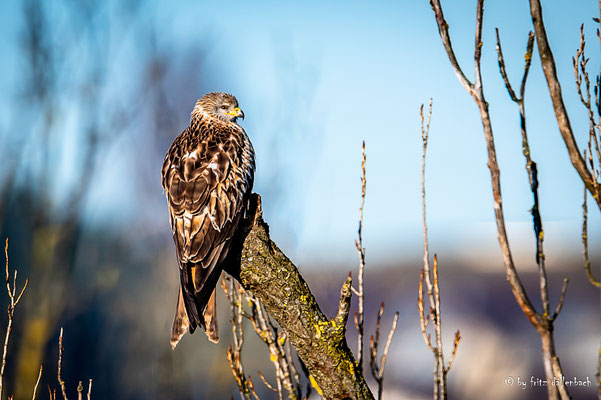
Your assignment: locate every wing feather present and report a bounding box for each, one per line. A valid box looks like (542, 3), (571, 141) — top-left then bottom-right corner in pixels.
(162, 118), (254, 336)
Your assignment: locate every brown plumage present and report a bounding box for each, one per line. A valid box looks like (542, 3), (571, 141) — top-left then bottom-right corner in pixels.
(162, 92), (255, 349)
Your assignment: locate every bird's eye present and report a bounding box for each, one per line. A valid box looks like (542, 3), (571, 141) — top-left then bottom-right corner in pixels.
(220, 105), (228, 110)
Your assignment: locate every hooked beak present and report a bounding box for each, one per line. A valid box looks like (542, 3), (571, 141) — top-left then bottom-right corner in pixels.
(235, 107), (244, 120)
(227, 107), (244, 120)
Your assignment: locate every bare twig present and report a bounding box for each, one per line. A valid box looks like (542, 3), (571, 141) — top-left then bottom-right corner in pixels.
(574, 25), (601, 186)
(221, 276), (253, 400)
(258, 371), (277, 393)
(58, 328), (68, 400)
(86, 380), (92, 400)
(418, 101), (460, 400)
(446, 331), (461, 373)
(418, 270), (434, 353)
(369, 303), (399, 400)
(582, 184), (601, 399)
(32, 364), (43, 400)
(0, 238), (29, 399)
(582, 187), (600, 288)
(552, 278), (569, 321)
(352, 141), (367, 374)
(246, 376), (261, 400)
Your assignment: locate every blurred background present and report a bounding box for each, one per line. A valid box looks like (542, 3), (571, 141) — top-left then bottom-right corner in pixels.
(0, 0), (599, 399)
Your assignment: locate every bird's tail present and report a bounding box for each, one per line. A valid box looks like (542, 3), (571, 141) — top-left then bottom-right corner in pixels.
(171, 287), (190, 349)
(171, 287), (219, 349)
(171, 263), (222, 349)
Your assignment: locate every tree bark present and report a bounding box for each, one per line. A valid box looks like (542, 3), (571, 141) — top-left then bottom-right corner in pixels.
(228, 194), (374, 400)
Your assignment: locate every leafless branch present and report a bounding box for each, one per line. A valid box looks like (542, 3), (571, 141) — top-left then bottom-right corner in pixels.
(369, 303), (399, 400)
(418, 101), (461, 399)
(431, 2), (570, 398)
(58, 328), (68, 400)
(552, 278), (569, 321)
(418, 270), (434, 354)
(498, 28), (559, 320)
(574, 24), (601, 181)
(446, 331), (461, 373)
(246, 376), (261, 400)
(352, 141), (367, 373)
(221, 276), (253, 400)
(582, 187), (600, 288)
(0, 238), (29, 400)
(32, 364), (43, 400)
(529, 0), (601, 210)
(258, 371), (277, 393)
(86, 380), (92, 400)
(496, 26), (572, 397)
(428, 0), (474, 94)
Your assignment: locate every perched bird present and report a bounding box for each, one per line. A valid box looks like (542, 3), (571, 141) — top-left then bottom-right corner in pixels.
(162, 92), (255, 349)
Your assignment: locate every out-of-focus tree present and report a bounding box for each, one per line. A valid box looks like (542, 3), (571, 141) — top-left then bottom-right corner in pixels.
(3, 0), (142, 394)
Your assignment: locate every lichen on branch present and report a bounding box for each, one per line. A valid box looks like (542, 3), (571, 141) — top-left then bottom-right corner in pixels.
(231, 194), (374, 400)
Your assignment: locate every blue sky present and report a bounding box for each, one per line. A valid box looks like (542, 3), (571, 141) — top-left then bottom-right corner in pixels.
(1, 0), (599, 270)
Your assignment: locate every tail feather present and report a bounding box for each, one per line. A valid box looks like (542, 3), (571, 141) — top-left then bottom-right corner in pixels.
(171, 288), (190, 349)
(203, 290), (219, 343)
(172, 245), (227, 348)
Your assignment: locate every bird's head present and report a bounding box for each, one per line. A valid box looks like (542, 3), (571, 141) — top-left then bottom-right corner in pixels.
(192, 92), (244, 123)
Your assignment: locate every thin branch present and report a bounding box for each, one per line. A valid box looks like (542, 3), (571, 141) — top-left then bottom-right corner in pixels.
(58, 328), (68, 400)
(86, 380), (92, 400)
(582, 186), (600, 288)
(246, 376), (261, 400)
(418, 101), (460, 400)
(1, 238), (29, 400)
(574, 25), (601, 205)
(420, 100), (436, 340)
(432, 255), (446, 398)
(552, 278), (569, 321)
(258, 371), (277, 393)
(473, 0), (485, 92)
(32, 364), (43, 400)
(418, 270), (434, 353)
(379, 312), (398, 377)
(446, 331), (461, 373)
(221, 276), (253, 400)
(353, 141), (367, 373)
(428, 0), (474, 94)
(495, 29), (535, 103)
(369, 302), (399, 400)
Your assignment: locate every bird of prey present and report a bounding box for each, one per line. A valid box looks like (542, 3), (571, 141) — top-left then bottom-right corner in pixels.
(162, 92), (255, 349)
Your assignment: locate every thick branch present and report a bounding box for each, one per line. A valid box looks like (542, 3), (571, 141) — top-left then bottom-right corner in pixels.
(529, 0), (601, 209)
(235, 194), (374, 400)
